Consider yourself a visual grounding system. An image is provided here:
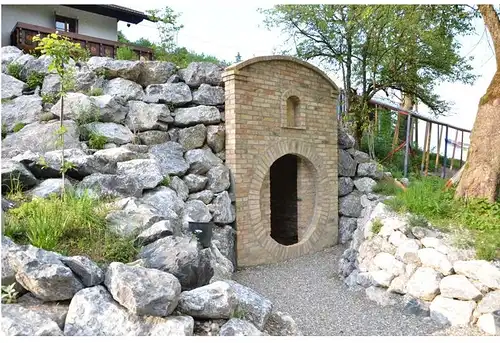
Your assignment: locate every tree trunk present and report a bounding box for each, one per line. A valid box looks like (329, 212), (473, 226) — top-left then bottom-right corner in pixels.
(455, 5), (500, 202)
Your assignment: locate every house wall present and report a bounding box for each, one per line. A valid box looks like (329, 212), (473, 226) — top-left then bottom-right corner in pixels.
(1, 5), (118, 46)
(223, 56), (339, 267)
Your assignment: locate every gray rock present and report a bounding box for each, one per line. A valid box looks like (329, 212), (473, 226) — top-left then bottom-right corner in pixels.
(77, 173), (143, 198)
(185, 148), (224, 175)
(103, 77), (145, 101)
(403, 296), (431, 317)
(2, 73), (26, 99)
(338, 128), (355, 149)
(174, 106), (221, 127)
(87, 57), (143, 82)
(144, 82), (192, 105)
(348, 149), (372, 163)
(50, 92), (98, 122)
(406, 267), (442, 301)
(358, 162), (382, 180)
(263, 311), (302, 336)
(42, 148), (111, 179)
(29, 178), (72, 198)
(138, 61), (177, 87)
(15, 293), (69, 330)
(453, 260), (500, 290)
(106, 203), (163, 237)
(177, 281), (237, 318)
(339, 192), (362, 218)
(126, 100), (172, 132)
(1, 304), (63, 336)
(137, 130), (170, 145)
(91, 94), (128, 123)
(418, 248), (453, 276)
(183, 174), (208, 193)
(116, 159), (163, 190)
(40, 73), (61, 96)
(339, 217), (357, 244)
(82, 122), (135, 145)
(105, 262), (181, 316)
(206, 125), (225, 153)
(60, 255), (104, 287)
(178, 124), (207, 150)
(1, 160), (38, 191)
(439, 275), (482, 301)
(339, 177), (354, 197)
(1, 46), (24, 73)
(74, 64), (102, 92)
(430, 295), (476, 327)
(226, 281), (273, 330)
(149, 142), (189, 176)
(168, 127), (180, 142)
(209, 243), (234, 282)
(353, 177), (377, 193)
(189, 190), (214, 204)
(179, 62), (223, 87)
(1, 237), (25, 294)
(139, 235), (214, 290)
(219, 318), (262, 336)
(476, 290), (500, 315)
(2, 95), (42, 132)
(207, 165), (230, 193)
(15, 260), (84, 301)
(141, 186), (185, 216)
(135, 219), (179, 247)
(339, 149), (357, 177)
(209, 192), (235, 224)
(20, 55), (53, 81)
(365, 286), (399, 306)
(338, 258), (356, 278)
(182, 200), (212, 230)
(64, 286), (194, 336)
(170, 176), (189, 201)
(167, 74), (181, 83)
(213, 225), (236, 268)
(193, 84), (225, 105)
(92, 146), (146, 165)
(9, 54), (35, 76)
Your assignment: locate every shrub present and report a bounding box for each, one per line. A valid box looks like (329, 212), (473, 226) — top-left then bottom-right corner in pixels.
(4, 190), (137, 264)
(1, 284), (19, 304)
(116, 46), (138, 61)
(75, 106), (100, 126)
(26, 71), (45, 89)
(371, 218), (383, 234)
(42, 93), (58, 105)
(7, 63), (22, 80)
(407, 214), (428, 228)
(12, 122), (26, 133)
(88, 132), (108, 149)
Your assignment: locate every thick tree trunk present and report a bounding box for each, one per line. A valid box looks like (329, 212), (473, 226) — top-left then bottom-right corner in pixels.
(455, 5), (500, 202)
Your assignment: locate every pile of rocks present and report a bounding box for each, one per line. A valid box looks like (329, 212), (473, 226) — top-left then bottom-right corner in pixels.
(337, 127), (385, 245)
(1, 235), (300, 336)
(338, 200), (500, 335)
(1, 46), (235, 263)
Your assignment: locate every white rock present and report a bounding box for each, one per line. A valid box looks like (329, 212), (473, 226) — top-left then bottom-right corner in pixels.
(374, 252), (405, 277)
(369, 270), (394, 288)
(477, 313), (498, 335)
(395, 239), (421, 263)
(406, 267), (442, 301)
(476, 290), (500, 315)
(430, 295), (476, 327)
(388, 231), (407, 247)
(388, 275), (408, 294)
(439, 275), (482, 301)
(379, 217), (407, 237)
(454, 260), (500, 290)
(417, 248), (453, 276)
(177, 281), (237, 319)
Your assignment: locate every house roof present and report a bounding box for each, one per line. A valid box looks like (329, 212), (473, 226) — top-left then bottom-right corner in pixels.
(65, 5), (155, 24)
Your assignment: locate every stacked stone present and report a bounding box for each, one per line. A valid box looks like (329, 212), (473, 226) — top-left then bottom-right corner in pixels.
(1, 236), (301, 336)
(1, 46), (237, 268)
(338, 201), (500, 335)
(337, 127), (384, 245)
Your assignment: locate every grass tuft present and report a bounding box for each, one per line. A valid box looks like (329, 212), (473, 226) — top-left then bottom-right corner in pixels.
(372, 178), (401, 196)
(88, 132), (108, 149)
(371, 218), (383, 235)
(12, 122), (26, 133)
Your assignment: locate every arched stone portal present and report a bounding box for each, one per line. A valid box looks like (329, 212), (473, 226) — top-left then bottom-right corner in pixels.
(222, 56), (339, 267)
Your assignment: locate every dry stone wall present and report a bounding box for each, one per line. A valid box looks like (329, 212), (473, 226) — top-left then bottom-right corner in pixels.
(0, 46), (302, 336)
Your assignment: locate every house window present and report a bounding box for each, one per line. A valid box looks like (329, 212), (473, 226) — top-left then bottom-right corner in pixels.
(55, 15), (77, 33)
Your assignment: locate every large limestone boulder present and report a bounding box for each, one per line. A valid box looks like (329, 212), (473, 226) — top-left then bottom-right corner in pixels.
(82, 122), (135, 145)
(453, 260), (500, 290)
(60, 255), (104, 287)
(183, 174), (208, 193)
(192, 84), (225, 105)
(206, 125), (225, 153)
(116, 159), (163, 190)
(226, 281), (273, 330)
(29, 178), (73, 199)
(339, 192), (363, 218)
(141, 186), (185, 217)
(417, 248), (453, 276)
(439, 275), (482, 301)
(219, 319), (262, 336)
(50, 92), (98, 122)
(138, 61), (177, 87)
(173, 106), (221, 127)
(77, 173), (143, 198)
(339, 177), (354, 197)
(1, 305), (63, 336)
(126, 101), (172, 132)
(1, 46), (24, 73)
(338, 127), (355, 149)
(144, 83), (192, 105)
(104, 262), (181, 317)
(178, 124), (207, 150)
(185, 148), (224, 175)
(179, 62), (223, 87)
(206, 165), (230, 193)
(182, 200), (212, 230)
(1, 160), (38, 191)
(406, 267), (442, 301)
(213, 225), (236, 268)
(20, 55), (53, 81)
(429, 295), (476, 327)
(87, 57), (143, 82)
(91, 94), (128, 123)
(1, 73), (26, 99)
(149, 142), (189, 176)
(263, 311), (302, 336)
(2, 95), (42, 132)
(103, 77), (145, 101)
(15, 293), (69, 330)
(338, 149), (357, 177)
(134, 219), (179, 247)
(208, 191), (235, 224)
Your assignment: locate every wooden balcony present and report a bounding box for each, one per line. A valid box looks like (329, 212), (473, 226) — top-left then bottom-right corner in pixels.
(10, 22), (153, 60)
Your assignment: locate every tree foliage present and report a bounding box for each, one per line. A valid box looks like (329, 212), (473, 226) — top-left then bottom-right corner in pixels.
(261, 5), (477, 144)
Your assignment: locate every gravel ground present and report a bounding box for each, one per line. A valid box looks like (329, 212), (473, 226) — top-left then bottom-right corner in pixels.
(234, 245), (486, 336)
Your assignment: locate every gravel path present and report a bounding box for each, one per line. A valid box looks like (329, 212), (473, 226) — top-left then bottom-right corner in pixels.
(234, 245), (485, 336)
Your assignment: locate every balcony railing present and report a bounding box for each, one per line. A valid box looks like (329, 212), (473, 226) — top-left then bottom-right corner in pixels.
(10, 22), (153, 60)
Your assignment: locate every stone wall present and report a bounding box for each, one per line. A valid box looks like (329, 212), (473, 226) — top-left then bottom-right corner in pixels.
(222, 56), (339, 267)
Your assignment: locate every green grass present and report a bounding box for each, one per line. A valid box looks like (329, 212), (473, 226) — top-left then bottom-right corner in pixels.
(383, 176), (500, 260)
(4, 191), (138, 264)
(116, 46), (139, 61)
(12, 122), (26, 133)
(160, 175), (171, 187)
(372, 178), (400, 196)
(87, 88), (104, 96)
(371, 218), (383, 234)
(26, 71), (45, 89)
(7, 63), (22, 80)
(42, 93), (59, 105)
(88, 132), (108, 149)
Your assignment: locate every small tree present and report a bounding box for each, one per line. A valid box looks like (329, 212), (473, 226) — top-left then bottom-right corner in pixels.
(33, 33), (87, 196)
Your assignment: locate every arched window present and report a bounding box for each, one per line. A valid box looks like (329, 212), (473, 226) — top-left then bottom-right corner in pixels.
(286, 96), (300, 127)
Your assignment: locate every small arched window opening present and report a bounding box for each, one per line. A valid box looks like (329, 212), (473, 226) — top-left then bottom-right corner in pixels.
(286, 96), (300, 127)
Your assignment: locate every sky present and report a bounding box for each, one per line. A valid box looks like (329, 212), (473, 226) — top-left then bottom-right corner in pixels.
(117, 1), (495, 153)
